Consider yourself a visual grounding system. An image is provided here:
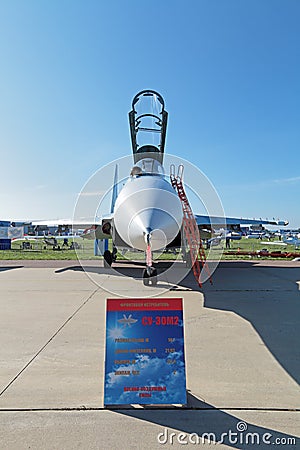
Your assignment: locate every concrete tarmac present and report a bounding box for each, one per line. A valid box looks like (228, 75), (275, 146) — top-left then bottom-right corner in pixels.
(0, 260), (299, 449)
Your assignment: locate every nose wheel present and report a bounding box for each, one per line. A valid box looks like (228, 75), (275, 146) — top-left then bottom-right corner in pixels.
(143, 267), (158, 286)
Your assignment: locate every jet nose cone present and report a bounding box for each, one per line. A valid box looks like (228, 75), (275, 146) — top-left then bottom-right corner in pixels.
(113, 175), (183, 251)
(128, 208), (178, 250)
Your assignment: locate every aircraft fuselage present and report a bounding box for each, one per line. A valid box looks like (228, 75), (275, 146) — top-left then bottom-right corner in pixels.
(113, 161), (183, 252)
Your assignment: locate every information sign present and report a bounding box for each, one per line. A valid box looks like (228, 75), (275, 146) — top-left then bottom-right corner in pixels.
(104, 298), (186, 406)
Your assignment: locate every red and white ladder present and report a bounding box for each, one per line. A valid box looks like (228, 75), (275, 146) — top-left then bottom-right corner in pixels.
(170, 164), (212, 288)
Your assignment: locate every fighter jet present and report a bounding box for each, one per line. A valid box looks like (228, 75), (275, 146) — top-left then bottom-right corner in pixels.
(117, 314), (138, 327)
(82, 90), (184, 285)
(86, 90), (287, 285)
(28, 90), (288, 286)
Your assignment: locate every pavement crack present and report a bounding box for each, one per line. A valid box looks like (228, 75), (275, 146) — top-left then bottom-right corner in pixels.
(0, 287), (100, 398)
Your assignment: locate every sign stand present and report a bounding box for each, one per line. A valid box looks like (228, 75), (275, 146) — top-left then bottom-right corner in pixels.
(104, 298), (187, 407)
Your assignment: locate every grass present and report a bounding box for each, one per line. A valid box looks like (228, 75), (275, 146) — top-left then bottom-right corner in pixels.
(220, 238), (300, 260)
(0, 238), (97, 260)
(0, 237), (299, 261)
(222, 238), (299, 255)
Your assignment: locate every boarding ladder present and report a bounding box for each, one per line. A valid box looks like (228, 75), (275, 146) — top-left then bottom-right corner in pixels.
(170, 164), (212, 288)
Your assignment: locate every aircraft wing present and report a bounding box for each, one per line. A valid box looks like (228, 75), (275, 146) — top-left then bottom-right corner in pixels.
(14, 235), (80, 241)
(30, 215), (288, 237)
(195, 215), (288, 227)
(31, 218), (101, 227)
(29, 215), (114, 240)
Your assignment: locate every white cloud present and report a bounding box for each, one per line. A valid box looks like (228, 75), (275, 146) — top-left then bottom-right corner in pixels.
(77, 191), (105, 197)
(224, 175), (300, 191)
(272, 176), (300, 185)
(104, 353), (186, 405)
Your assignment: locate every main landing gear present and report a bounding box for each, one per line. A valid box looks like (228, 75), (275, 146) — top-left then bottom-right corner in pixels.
(103, 250), (113, 267)
(103, 247), (117, 268)
(143, 266), (158, 286)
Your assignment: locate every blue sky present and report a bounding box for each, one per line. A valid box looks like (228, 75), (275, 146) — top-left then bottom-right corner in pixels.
(0, 1), (299, 227)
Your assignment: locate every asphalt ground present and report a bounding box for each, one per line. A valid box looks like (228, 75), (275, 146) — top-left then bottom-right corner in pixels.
(0, 260), (299, 449)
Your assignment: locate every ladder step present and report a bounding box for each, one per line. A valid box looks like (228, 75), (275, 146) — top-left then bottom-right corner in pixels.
(170, 172), (213, 287)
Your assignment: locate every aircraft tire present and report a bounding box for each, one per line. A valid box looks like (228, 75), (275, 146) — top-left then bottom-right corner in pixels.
(103, 250), (113, 267)
(151, 275), (157, 286)
(143, 268), (157, 286)
(151, 268), (158, 286)
(143, 269), (150, 285)
(112, 246), (118, 262)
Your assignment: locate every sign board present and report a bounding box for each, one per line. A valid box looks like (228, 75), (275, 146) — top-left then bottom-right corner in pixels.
(0, 227), (24, 240)
(8, 227), (24, 239)
(104, 298), (186, 406)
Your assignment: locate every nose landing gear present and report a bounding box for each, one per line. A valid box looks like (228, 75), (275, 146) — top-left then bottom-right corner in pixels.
(142, 239), (158, 286)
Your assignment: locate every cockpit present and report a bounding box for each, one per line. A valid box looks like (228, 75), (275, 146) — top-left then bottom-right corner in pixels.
(130, 156), (165, 177)
(129, 90), (168, 166)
